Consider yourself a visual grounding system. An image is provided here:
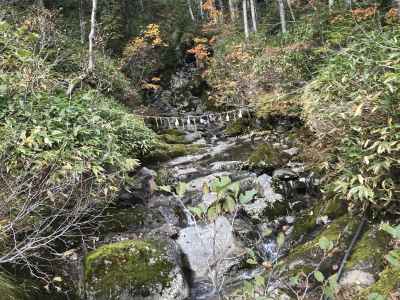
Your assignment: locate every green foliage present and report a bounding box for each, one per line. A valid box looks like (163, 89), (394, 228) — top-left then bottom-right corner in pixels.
(189, 176), (257, 221)
(0, 90), (155, 184)
(303, 24), (400, 213)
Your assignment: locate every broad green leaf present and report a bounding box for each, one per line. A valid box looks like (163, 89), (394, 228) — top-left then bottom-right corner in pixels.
(202, 182), (210, 194)
(385, 250), (400, 268)
(381, 223), (400, 239)
(228, 182), (240, 198)
(207, 205), (217, 220)
(158, 185), (172, 193)
(319, 236), (332, 251)
(223, 196), (236, 213)
(175, 182), (188, 197)
(289, 274), (300, 286)
(210, 176), (231, 193)
(262, 227), (273, 237)
(368, 293), (386, 300)
(277, 232), (285, 248)
(246, 258), (258, 265)
(254, 275), (265, 287)
(314, 270), (325, 283)
(239, 189), (257, 204)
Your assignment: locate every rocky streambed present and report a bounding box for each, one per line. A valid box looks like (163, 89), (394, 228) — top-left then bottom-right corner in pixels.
(71, 117), (397, 300)
(74, 121), (321, 299)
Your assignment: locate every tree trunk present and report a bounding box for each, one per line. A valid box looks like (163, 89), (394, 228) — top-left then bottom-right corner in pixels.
(243, 0), (249, 40)
(200, 0), (204, 18)
(329, 0), (334, 12)
(88, 0), (97, 72)
(249, 0), (257, 32)
(277, 0), (287, 33)
(187, 0), (196, 21)
(79, 0), (86, 44)
(286, 0), (296, 21)
(229, 0), (237, 21)
(345, 0), (351, 8)
(217, 0), (225, 22)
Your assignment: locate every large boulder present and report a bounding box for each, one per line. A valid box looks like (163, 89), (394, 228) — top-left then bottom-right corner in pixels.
(84, 239), (189, 300)
(177, 216), (244, 279)
(336, 226), (391, 299)
(284, 214), (360, 276)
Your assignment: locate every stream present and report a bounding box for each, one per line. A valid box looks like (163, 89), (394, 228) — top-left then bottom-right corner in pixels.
(28, 58), (320, 300)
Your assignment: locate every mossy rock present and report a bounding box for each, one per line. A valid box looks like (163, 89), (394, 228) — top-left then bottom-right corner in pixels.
(247, 144), (289, 171)
(143, 142), (202, 163)
(291, 196), (347, 241)
(224, 118), (253, 137)
(358, 259), (400, 299)
(84, 239), (185, 300)
(158, 129), (189, 144)
(345, 226), (390, 272)
(335, 226), (391, 299)
(100, 207), (165, 234)
(284, 214), (360, 276)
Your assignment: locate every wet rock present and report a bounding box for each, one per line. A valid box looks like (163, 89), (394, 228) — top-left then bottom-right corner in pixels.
(210, 161), (241, 172)
(167, 153), (207, 167)
(284, 214), (360, 276)
(145, 143), (201, 163)
(286, 162), (305, 174)
(184, 132), (202, 143)
(186, 172), (232, 192)
(84, 239), (189, 300)
(291, 196), (347, 241)
(272, 169), (298, 180)
(247, 143), (291, 171)
(177, 216), (244, 279)
(285, 216), (295, 224)
(101, 207), (165, 234)
(138, 167), (157, 178)
(358, 261), (400, 299)
(243, 198), (289, 221)
(336, 226), (390, 299)
(193, 138), (207, 145)
(242, 174), (288, 221)
(117, 189), (146, 207)
(201, 192), (218, 209)
(282, 147), (299, 157)
(173, 166), (200, 180)
(257, 174), (284, 202)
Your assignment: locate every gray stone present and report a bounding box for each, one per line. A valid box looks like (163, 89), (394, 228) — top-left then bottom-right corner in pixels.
(173, 167), (199, 179)
(167, 154), (207, 167)
(186, 172), (232, 192)
(339, 270), (375, 287)
(138, 167), (157, 178)
(193, 138), (207, 145)
(285, 216), (295, 224)
(201, 192), (218, 209)
(283, 147), (299, 157)
(273, 169), (298, 180)
(184, 132), (202, 143)
(243, 198), (271, 220)
(257, 174), (284, 203)
(177, 216), (244, 279)
(210, 161), (241, 172)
